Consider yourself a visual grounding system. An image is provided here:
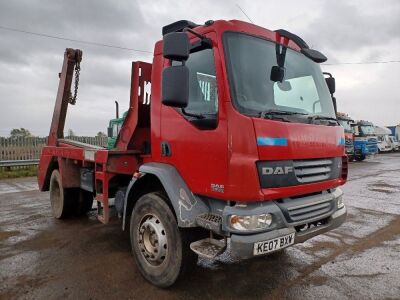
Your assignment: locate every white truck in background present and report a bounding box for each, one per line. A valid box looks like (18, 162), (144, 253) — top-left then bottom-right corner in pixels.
(375, 126), (394, 153)
(387, 125), (400, 151)
(389, 136), (399, 151)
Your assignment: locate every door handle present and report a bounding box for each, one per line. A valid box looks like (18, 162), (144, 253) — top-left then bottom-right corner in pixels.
(161, 141), (172, 157)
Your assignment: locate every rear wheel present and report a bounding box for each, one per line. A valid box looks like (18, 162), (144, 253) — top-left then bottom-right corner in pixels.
(50, 170), (93, 218)
(49, 169), (73, 218)
(75, 189), (93, 216)
(130, 192), (199, 288)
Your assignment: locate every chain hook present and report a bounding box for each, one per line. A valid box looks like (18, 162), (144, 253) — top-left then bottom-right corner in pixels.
(68, 50), (82, 105)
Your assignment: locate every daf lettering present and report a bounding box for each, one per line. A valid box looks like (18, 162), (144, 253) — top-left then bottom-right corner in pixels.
(262, 166), (293, 175)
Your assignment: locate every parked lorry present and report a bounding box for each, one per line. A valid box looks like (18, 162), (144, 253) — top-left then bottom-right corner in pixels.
(387, 125), (400, 149)
(337, 112), (354, 160)
(388, 135), (399, 151)
(351, 120), (379, 161)
(374, 126), (394, 153)
(38, 20), (348, 287)
(107, 101), (128, 149)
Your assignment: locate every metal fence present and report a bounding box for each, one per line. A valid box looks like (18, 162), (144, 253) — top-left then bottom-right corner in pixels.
(0, 136), (107, 167)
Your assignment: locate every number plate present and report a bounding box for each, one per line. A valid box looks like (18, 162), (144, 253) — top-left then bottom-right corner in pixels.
(253, 232), (295, 255)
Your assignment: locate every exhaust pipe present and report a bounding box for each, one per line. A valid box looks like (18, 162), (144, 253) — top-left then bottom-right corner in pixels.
(115, 101), (119, 119)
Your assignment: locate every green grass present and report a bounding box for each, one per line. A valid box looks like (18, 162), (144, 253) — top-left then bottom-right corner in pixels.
(0, 166), (38, 179)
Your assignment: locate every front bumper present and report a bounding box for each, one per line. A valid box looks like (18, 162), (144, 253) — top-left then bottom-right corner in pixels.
(223, 188), (346, 259)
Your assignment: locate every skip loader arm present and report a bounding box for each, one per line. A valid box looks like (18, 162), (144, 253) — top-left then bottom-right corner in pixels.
(48, 48), (82, 146)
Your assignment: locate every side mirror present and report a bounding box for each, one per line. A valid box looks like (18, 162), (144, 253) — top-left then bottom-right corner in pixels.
(162, 65), (189, 108)
(163, 32), (190, 61)
(326, 77), (335, 94)
(107, 127), (113, 138)
(323, 72), (335, 95)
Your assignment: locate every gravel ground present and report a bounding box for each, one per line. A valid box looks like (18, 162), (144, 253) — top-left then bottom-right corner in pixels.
(1, 153), (399, 299)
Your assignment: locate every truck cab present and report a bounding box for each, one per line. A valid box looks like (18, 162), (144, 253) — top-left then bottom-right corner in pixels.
(375, 126), (394, 153)
(388, 136), (399, 151)
(352, 120), (378, 160)
(107, 110), (127, 149)
(337, 112), (354, 160)
(38, 19), (348, 287)
(387, 125), (400, 151)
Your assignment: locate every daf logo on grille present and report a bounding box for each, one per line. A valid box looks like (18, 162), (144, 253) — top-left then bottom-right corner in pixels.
(262, 166), (294, 175)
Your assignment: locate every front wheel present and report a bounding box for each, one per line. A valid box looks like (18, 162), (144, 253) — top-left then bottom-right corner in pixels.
(130, 193), (198, 288)
(355, 154), (365, 161)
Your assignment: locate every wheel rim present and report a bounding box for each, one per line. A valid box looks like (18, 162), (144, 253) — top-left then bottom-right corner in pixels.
(138, 214), (168, 266)
(50, 179), (61, 216)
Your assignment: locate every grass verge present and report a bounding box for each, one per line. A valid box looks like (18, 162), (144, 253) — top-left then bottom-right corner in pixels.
(0, 166), (38, 179)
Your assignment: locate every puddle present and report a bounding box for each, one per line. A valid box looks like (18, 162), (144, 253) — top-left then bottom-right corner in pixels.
(0, 230), (20, 241)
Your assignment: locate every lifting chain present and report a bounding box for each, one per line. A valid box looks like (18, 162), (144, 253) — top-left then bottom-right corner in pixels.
(68, 50), (82, 105)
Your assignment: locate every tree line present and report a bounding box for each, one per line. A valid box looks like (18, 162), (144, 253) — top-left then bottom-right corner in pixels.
(6, 128), (107, 139)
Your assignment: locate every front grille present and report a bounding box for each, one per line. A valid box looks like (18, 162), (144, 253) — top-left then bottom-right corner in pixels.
(275, 192), (335, 223)
(287, 198), (333, 222)
(257, 157), (341, 188)
(367, 144), (378, 153)
(293, 158), (334, 184)
(345, 139), (353, 146)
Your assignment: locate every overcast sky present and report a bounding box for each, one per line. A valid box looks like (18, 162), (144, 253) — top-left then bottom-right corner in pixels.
(0, 0), (399, 137)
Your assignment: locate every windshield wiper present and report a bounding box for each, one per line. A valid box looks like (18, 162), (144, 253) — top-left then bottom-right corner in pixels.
(308, 115), (339, 125)
(260, 109), (306, 122)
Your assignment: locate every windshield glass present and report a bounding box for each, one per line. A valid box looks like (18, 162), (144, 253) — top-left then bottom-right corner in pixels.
(223, 32), (336, 118)
(338, 119), (352, 132)
(360, 125), (375, 135)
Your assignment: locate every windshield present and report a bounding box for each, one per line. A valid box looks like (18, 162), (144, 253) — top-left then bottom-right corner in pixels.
(338, 119), (352, 133)
(223, 32), (336, 119)
(360, 125), (375, 135)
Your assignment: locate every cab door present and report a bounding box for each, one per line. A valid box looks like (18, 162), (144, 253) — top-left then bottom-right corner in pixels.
(160, 32), (228, 198)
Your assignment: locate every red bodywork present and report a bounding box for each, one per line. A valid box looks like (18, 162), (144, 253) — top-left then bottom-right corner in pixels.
(38, 20), (346, 224)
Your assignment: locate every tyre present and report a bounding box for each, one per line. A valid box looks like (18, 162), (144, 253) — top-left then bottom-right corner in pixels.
(49, 169), (73, 219)
(75, 189), (93, 216)
(130, 192), (198, 288)
(355, 155), (365, 161)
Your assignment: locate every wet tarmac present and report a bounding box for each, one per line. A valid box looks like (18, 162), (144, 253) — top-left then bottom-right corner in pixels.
(1, 153), (399, 299)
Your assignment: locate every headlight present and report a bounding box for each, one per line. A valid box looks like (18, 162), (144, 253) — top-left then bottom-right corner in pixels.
(337, 197), (345, 209)
(229, 213), (272, 231)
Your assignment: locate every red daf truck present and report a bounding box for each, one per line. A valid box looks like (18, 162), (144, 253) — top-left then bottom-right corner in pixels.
(38, 19), (347, 287)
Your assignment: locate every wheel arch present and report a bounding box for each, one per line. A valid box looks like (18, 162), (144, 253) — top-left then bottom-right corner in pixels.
(122, 163), (209, 230)
(38, 156), (59, 191)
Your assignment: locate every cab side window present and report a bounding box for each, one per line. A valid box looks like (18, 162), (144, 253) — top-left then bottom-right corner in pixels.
(173, 49), (218, 114)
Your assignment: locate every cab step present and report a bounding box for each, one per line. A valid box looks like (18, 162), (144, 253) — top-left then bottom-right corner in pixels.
(190, 238), (226, 259)
(195, 213), (222, 234)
